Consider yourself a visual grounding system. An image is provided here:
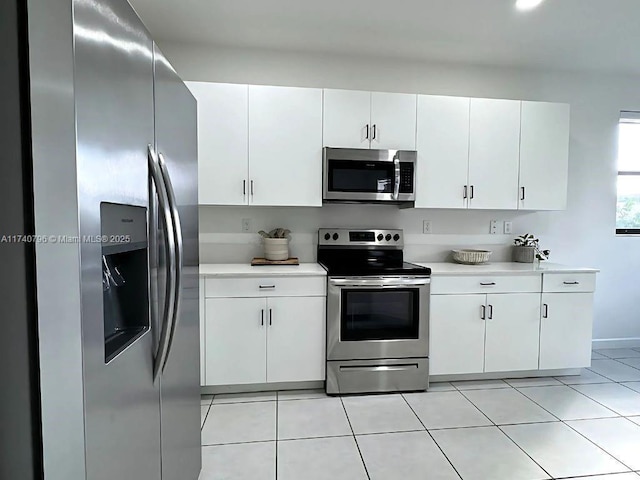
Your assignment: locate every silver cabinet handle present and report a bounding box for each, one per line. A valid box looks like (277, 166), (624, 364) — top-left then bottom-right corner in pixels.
(393, 156), (401, 200)
(488, 304), (494, 320)
(372, 124), (377, 140)
(149, 146), (176, 382)
(259, 285), (276, 289)
(463, 185), (468, 199)
(269, 308), (273, 326)
(261, 309), (264, 326)
(520, 186), (526, 201)
(470, 185), (475, 199)
(480, 282), (496, 286)
(542, 303), (549, 318)
(481, 305), (486, 320)
(340, 363), (418, 373)
(158, 152), (183, 372)
(250, 180), (254, 196)
(563, 281), (580, 285)
(365, 124), (370, 140)
(243, 180), (246, 195)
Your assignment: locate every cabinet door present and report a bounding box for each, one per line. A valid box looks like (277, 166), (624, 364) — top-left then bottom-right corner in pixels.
(519, 101), (570, 210)
(205, 297), (267, 385)
(266, 296), (326, 383)
(429, 294), (486, 375)
(468, 98), (521, 209)
(370, 92), (417, 150)
(323, 89), (371, 149)
(484, 294), (541, 373)
(248, 85), (323, 206)
(539, 293), (593, 370)
(187, 82), (249, 205)
(415, 95), (470, 208)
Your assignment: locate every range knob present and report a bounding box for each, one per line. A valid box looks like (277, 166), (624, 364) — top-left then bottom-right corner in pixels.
(332, 233), (339, 241)
(385, 234), (392, 241)
(393, 234), (400, 241)
(324, 233), (331, 241)
(377, 234), (384, 241)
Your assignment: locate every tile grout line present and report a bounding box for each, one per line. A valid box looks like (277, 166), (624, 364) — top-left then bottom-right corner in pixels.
(454, 388), (556, 479)
(563, 381), (634, 417)
(339, 396), (372, 480)
(275, 393), (279, 480)
(400, 393), (463, 480)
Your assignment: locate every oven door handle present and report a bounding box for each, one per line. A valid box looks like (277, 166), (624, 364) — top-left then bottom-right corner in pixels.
(329, 278), (430, 288)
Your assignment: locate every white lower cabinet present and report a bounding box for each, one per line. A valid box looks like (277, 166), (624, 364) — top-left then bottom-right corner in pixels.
(205, 297), (267, 385)
(430, 293), (541, 375)
(484, 294), (541, 373)
(204, 291), (326, 386)
(266, 296), (326, 383)
(539, 292), (594, 370)
(430, 294), (485, 375)
(429, 271), (596, 377)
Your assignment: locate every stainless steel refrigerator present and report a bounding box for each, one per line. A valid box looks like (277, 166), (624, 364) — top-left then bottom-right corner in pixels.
(0, 0), (201, 479)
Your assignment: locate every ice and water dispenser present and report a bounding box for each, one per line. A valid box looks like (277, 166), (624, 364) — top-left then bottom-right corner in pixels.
(101, 203), (149, 363)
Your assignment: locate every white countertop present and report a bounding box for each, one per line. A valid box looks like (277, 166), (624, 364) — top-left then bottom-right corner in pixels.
(414, 262), (599, 275)
(200, 263), (327, 277)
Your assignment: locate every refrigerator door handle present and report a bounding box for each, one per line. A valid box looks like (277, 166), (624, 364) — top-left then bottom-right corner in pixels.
(158, 152), (184, 371)
(149, 145), (177, 382)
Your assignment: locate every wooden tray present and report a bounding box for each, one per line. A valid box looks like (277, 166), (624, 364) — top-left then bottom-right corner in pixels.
(251, 257), (300, 266)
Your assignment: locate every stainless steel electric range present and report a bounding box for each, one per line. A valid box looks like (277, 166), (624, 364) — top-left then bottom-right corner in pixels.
(318, 229), (431, 395)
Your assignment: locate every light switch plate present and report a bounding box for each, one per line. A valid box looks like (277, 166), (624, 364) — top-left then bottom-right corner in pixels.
(241, 218), (252, 232)
(504, 221), (513, 234)
(490, 220), (498, 234)
(423, 220), (432, 234)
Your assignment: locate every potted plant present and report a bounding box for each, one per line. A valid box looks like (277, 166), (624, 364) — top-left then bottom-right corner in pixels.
(258, 228), (291, 261)
(513, 234), (550, 263)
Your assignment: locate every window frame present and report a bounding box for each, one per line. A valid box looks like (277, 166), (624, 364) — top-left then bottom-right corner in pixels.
(616, 112), (640, 235)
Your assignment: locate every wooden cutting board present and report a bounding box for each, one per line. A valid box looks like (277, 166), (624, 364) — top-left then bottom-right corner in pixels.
(251, 257), (300, 266)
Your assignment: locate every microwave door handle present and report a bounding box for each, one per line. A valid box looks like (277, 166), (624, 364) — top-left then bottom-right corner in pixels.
(149, 146), (176, 383)
(393, 157), (400, 200)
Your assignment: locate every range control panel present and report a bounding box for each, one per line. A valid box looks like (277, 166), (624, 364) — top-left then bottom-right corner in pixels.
(318, 228), (403, 247)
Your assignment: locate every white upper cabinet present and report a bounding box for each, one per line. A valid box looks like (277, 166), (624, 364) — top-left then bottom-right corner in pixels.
(468, 98), (521, 210)
(323, 89), (371, 149)
(187, 82), (249, 205)
(248, 85), (323, 207)
(370, 92), (417, 150)
(519, 101), (570, 210)
(415, 95), (470, 208)
(323, 89), (417, 150)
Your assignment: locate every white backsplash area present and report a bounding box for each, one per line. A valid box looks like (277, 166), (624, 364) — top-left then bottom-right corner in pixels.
(199, 204), (537, 264)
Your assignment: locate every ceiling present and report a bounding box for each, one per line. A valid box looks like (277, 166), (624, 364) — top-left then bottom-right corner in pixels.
(129, 0), (640, 75)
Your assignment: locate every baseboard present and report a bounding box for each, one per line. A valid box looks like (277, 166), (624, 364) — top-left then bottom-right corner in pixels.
(201, 380), (324, 395)
(592, 338), (640, 349)
(430, 368), (581, 383)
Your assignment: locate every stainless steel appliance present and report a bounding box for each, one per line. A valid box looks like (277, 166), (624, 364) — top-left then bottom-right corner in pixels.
(318, 229), (431, 395)
(1, 0), (200, 478)
(323, 147), (417, 204)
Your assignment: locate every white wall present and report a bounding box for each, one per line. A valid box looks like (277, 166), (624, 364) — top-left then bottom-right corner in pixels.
(162, 41), (640, 343)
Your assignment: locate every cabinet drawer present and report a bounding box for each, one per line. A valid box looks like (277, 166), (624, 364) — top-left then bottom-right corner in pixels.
(205, 276), (326, 298)
(542, 273), (596, 293)
(431, 275), (541, 294)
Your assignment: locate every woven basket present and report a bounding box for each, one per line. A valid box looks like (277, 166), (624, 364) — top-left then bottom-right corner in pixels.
(452, 249), (492, 265)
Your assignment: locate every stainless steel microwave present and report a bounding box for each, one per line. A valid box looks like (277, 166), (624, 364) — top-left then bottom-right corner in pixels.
(323, 148), (417, 204)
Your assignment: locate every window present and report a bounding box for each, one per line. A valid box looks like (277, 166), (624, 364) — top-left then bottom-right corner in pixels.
(616, 112), (640, 234)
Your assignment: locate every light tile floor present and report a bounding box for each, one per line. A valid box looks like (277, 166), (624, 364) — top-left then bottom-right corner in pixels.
(200, 348), (640, 480)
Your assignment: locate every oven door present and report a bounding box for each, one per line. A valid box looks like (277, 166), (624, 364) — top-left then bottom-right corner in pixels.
(327, 277), (430, 361)
(323, 148), (415, 202)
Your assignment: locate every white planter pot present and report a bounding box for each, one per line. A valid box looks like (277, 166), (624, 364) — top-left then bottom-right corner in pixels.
(263, 238), (289, 261)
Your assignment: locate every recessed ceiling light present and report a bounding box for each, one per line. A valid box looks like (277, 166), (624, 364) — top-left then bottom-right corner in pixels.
(516, 0), (545, 11)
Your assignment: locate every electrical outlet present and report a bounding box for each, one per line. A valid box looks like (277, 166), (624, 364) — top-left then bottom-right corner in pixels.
(423, 220), (432, 234)
(490, 220), (498, 234)
(504, 221), (513, 234)
(241, 218), (252, 232)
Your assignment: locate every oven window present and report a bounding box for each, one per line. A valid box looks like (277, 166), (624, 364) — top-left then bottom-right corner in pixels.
(328, 160), (394, 193)
(341, 289), (419, 341)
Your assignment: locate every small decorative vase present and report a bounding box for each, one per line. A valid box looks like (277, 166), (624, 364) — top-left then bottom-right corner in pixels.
(513, 246), (535, 263)
(263, 238), (289, 261)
